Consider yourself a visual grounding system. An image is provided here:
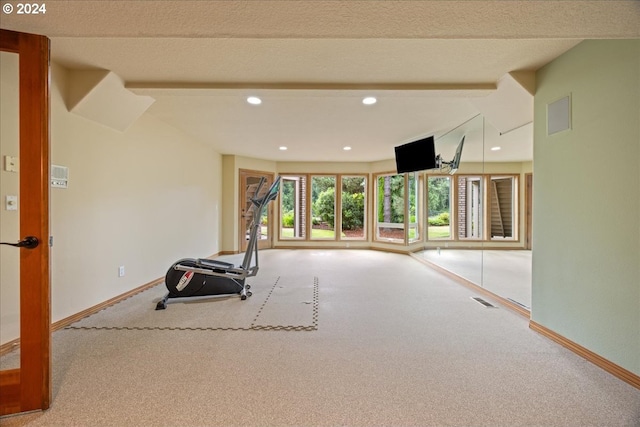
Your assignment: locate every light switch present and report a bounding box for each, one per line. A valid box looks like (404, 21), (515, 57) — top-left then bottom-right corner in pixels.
(6, 195), (18, 211)
(4, 156), (18, 172)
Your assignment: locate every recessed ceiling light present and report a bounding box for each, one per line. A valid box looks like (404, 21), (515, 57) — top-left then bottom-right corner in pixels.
(491, 146), (501, 151)
(279, 146), (287, 151)
(362, 97), (377, 105)
(247, 96), (262, 105)
(343, 146), (352, 151)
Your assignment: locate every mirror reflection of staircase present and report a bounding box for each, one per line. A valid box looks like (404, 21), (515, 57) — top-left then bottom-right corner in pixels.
(491, 178), (513, 238)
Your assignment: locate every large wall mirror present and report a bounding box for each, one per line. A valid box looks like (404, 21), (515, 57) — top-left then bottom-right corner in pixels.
(416, 114), (532, 312)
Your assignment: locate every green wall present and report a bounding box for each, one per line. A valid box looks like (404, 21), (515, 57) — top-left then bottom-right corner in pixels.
(532, 40), (640, 375)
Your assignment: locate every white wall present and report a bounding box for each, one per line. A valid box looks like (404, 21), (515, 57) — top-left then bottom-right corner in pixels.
(532, 40), (639, 375)
(48, 63), (223, 325)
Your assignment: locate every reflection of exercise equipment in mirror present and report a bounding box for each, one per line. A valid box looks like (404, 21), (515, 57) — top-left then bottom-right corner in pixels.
(156, 176), (281, 310)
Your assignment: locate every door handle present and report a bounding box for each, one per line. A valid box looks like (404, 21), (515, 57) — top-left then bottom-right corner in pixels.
(0, 236), (39, 249)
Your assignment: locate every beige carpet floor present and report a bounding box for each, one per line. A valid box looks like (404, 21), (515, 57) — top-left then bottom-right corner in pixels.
(65, 273), (318, 331)
(1, 249), (638, 427)
(416, 249), (532, 308)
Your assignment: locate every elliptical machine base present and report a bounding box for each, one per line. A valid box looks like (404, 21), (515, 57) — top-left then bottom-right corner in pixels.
(155, 176), (279, 310)
(156, 258), (253, 310)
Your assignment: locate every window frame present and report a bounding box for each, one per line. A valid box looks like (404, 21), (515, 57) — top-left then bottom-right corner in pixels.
(340, 174), (368, 241)
(455, 174), (485, 241)
(279, 174), (308, 240)
(373, 171), (408, 245)
(426, 174), (454, 241)
(407, 172), (421, 243)
(488, 174), (519, 241)
(309, 175), (338, 241)
(278, 173), (370, 242)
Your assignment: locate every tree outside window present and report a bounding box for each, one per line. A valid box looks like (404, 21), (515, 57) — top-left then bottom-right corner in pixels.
(341, 176), (366, 239)
(376, 174), (405, 242)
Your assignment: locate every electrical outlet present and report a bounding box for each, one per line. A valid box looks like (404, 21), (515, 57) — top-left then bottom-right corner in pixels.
(118, 266), (125, 277)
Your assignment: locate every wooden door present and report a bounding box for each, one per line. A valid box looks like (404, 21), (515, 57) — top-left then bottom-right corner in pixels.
(238, 170), (274, 252)
(0, 29), (51, 416)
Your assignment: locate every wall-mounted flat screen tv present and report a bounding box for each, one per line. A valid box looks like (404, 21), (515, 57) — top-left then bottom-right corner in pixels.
(394, 136), (436, 174)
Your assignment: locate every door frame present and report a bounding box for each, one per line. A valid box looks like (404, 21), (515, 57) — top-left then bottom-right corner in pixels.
(238, 169), (274, 253)
(0, 29), (51, 415)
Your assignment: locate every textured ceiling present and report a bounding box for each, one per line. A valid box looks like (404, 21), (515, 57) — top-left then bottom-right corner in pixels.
(3, 1), (639, 38)
(2, 1), (638, 163)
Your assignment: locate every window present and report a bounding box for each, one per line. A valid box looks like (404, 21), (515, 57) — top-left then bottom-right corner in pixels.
(280, 171), (521, 245)
(280, 175), (307, 239)
(280, 174), (369, 242)
(427, 176), (452, 240)
(341, 176), (367, 240)
(489, 175), (518, 240)
(407, 172), (420, 243)
(311, 176), (336, 240)
(457, 175), (483, 240)
(375, 173), (405, 243)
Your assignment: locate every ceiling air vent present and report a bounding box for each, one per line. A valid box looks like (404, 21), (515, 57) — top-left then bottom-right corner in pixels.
(51, 165), (69, 189)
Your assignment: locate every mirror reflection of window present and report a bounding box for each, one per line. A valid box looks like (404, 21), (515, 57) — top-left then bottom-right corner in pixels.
(457, 176), (483, 240)
(427, 176), (452, 240)
(489, 176), (518, 240)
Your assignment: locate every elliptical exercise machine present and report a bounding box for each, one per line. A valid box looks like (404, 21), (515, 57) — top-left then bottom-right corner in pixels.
(156, 176), (280, 310)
